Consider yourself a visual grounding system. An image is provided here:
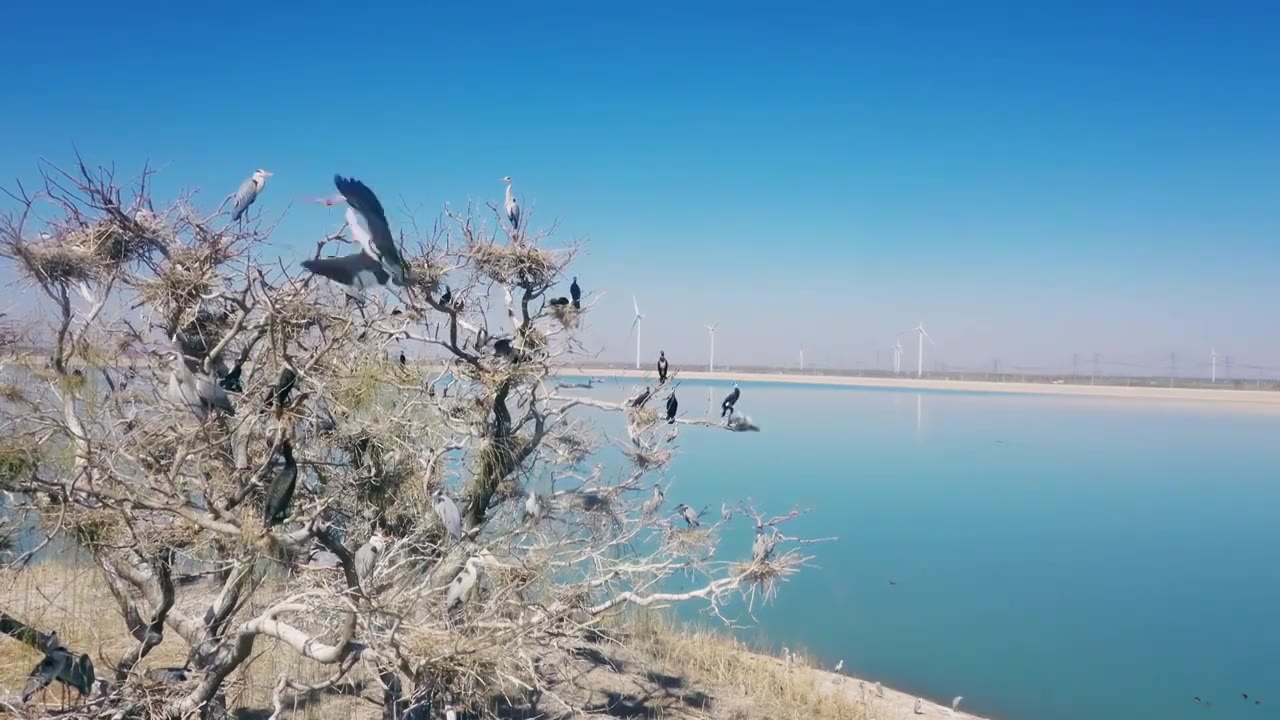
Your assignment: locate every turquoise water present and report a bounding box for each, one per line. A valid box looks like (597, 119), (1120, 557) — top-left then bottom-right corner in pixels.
(578, 377), (1280, 720)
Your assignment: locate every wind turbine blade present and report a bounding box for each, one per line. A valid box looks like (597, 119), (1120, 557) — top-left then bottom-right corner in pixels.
(630, 315), (639, 332)
(922, 328), (935, 345)
(633, 296), (640, 317)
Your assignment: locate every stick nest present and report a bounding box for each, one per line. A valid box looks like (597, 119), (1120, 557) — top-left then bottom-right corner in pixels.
(471, 241), (559, 287)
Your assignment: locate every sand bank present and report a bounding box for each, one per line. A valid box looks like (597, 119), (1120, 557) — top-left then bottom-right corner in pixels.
(562, 367), (1280, 408)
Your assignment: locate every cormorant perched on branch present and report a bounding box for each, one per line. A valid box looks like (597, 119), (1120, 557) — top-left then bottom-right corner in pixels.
(570, 276), (582, 309)
(721, 383), (740, 418)
(665, 393), (678, 424)
(261, 440), (298, 528)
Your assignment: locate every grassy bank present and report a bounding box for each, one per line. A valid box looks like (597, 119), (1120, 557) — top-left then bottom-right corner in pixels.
(0, 562), (987, 719)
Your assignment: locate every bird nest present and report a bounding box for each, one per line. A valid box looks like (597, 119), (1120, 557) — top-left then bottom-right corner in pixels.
(405, 256), (445, 295)
(549, 302), (581, 328)
(470, 241), (559, 287)
(621, 441), (671, 471)
(662, 526), (714, 556)
(135, 246), (225, 310)
(66, 216), (151, 265)
(12, 240), (104, 285)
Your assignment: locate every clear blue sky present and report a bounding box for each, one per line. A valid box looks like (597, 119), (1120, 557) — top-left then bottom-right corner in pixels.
(3, 1), (1278, 375)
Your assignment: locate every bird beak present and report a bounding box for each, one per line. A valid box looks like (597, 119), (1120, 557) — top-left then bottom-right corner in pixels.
(263, 171), (274, 177)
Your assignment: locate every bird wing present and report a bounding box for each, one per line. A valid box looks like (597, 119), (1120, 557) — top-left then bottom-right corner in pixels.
(302, 252), (389, 286)
(230, 177), (258, 221)
(334, 175), (401, 267)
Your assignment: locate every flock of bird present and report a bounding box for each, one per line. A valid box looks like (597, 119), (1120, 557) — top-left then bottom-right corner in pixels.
(22, 167), (769, 711)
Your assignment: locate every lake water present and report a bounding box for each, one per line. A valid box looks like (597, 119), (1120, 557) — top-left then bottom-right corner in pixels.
(574, 376), (1280, 720)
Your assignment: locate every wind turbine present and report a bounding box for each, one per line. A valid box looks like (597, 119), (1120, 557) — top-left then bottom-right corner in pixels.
(1211, 348), (1217, 383)
(902, 322), (934, 378)
(893, 340), (904, 374)
(630, 296), (644, 370)
(705, 323), (718, 372)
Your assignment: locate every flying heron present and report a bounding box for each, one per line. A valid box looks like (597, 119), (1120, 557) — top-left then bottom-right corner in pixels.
(333, 174), (407, 286)
(230, 169), (272, 222)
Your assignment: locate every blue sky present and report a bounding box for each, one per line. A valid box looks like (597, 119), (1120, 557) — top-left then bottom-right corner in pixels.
(3, 1), (1278, 375)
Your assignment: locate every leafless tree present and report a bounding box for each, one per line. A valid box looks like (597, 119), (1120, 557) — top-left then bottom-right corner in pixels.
(0, 157), (820, 719)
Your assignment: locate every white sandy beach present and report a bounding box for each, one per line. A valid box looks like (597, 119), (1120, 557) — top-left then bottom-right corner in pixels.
(564, 367), (1280, 408)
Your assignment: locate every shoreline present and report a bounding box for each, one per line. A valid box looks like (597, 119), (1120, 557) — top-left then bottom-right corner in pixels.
(560, 366), (1280, 408)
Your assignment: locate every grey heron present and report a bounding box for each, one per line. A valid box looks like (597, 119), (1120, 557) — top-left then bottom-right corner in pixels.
(22, 645), (72, 706)
(446, 556), (483, 610)
(334, 174), (407, 285)
(673, 503), (701, 529)
(301, 252), (392, 302)
(306, 546), (341, 570)
(168, 350), (235, 420)
(665, 393), (678, 423)
(432, 489), (463, 543)
(60, 653), (94, 706)
(569, 276), (581, 309)
(230, 169), (272, 222)
(354, 533), (386, 583)
(752, 526), (775, 563)
(721, 383), (740, 418)
(261, 440), (298, 528)
(641, 483), (664, 516)
(502, 176), (520, 231)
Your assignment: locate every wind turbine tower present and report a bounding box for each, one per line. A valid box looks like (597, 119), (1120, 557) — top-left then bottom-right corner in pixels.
(1211, 348), (1217, 383)
(705, 323), (718, 372)
(630, 296), (644, 370)
(910, 322), (934, 378)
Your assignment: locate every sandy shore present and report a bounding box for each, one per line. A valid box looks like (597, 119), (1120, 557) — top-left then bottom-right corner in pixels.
(561, 367), (1280, 408)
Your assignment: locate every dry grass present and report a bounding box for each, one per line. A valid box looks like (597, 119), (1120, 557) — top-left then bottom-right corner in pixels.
(623, 613), (870, 720)
(0, 563), (373, 719)
(0, 564), (904, 720)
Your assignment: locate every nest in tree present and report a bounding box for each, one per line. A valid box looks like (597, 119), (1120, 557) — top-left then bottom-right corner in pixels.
(546, 427), (594, 466)
(471, 241), (559, 287)
(0, 439), (40, 481)
(66, 216), (150, 265)
(136, 246), (223, 310)
(405, 255), (445, 295)
(270, 283), (326, 332)
(13, 240), (103, 285)
(549, 302), (581, 328)
(66, 507), (129, 548)
(662, 526), (714, 556)
(621, 441), (671, 470)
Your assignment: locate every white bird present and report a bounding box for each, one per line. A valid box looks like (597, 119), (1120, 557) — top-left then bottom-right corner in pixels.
(523, 490), (544, 524)
(432, 489), (463, 543)
(875, 681), (884, 698)
(334, 174), (406, 286)
(502, 176), (520, 231)
(914, 697), (924, 715)
(952, 695), (964, 710)
(446, 556), (483, 609)
(834, 659), (843, 673)
(354, 533), (386, 583)
(230, 169), (272, 222)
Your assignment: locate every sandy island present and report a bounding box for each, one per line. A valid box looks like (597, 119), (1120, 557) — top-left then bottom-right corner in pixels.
(562, 367), (1280, 408)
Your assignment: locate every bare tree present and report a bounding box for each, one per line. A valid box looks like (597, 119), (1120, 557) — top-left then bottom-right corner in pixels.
(0, 158), (818, 719)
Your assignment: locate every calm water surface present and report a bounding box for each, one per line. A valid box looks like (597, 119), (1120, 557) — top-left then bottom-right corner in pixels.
(576, 377), (1280, 720)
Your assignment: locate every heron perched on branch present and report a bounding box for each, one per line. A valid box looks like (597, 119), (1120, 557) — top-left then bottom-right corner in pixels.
(432, 489), (463, 544)
(502, 176), (520, 231)
(230, 169), (272, 222)
(354, 533), (386, 585)
(167, 347), (235, 421)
